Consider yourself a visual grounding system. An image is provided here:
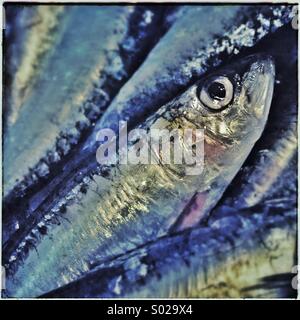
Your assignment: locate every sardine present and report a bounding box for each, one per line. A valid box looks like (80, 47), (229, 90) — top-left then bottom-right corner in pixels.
(42, 208), (296, 298)
(5, 54), (275, 297)
(3, 5), (176, 198)
(3, 4), (292, 203)
(3, 4), (292, 259)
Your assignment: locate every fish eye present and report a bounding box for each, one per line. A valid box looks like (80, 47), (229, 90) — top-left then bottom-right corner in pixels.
(198, 76), (233, 110)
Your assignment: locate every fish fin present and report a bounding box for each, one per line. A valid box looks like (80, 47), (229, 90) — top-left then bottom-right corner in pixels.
(169, 191), (208, 233)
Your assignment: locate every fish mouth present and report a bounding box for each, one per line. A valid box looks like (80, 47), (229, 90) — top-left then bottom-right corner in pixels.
(244, 54), (275, 121)
(2, 5), (297, 298)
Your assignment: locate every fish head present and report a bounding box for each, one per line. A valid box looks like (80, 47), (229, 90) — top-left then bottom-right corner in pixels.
(170, 54), (275, 164)
(197, 54), (275, 143)
(164, 54), (275, 230)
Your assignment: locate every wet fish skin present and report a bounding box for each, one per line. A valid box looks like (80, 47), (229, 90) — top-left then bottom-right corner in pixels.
(41, 209), (296, 298)
(3, 5), (176, 199)
(3, 5), (292, 263)
(2, 5), (176, 246)
(213, 25), (298, 213)
(5, 54), (275, 297)
(4, 5), (134, 196)
(90, 5), (292, 139)
(234, 121), (297, 209)
(4, 5), (292, 206)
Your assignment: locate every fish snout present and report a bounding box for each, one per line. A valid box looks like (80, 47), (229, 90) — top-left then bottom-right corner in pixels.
(245, 54), (275, 121)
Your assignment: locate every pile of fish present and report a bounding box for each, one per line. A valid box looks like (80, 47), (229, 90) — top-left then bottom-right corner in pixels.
(2, 4), (297, 298)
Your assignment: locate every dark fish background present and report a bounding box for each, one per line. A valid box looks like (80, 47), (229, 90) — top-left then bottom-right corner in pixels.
(2, 4), (298, 298)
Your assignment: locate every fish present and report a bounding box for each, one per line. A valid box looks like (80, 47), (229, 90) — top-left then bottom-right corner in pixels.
(3, 5), (176, 199)
(4, 54), (275, 297)
(2, 4), (177, 247)
(3, 4), (297, 300)
(42, 207), (296, 298)
(3, 4), (292, 258)
(3, 4), (292, 203)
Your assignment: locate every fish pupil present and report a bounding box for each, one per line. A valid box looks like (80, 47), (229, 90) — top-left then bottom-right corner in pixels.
(208, 82), (226, 100)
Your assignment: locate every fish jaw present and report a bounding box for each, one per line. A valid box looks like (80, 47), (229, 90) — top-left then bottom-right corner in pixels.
(246, 56), (275, 124)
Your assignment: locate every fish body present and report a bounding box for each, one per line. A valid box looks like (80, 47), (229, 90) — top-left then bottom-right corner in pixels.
(3, 5), (174, 198)
(42, 209), (296, 298)
(5, 54), (275, 297)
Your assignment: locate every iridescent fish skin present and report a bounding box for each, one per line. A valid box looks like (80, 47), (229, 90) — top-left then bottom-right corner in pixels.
(5, 54), (275, 297)
(42, 210), (296, 298)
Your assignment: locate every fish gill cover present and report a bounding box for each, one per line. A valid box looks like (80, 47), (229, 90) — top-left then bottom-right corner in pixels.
(1, 3), (298, 298)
